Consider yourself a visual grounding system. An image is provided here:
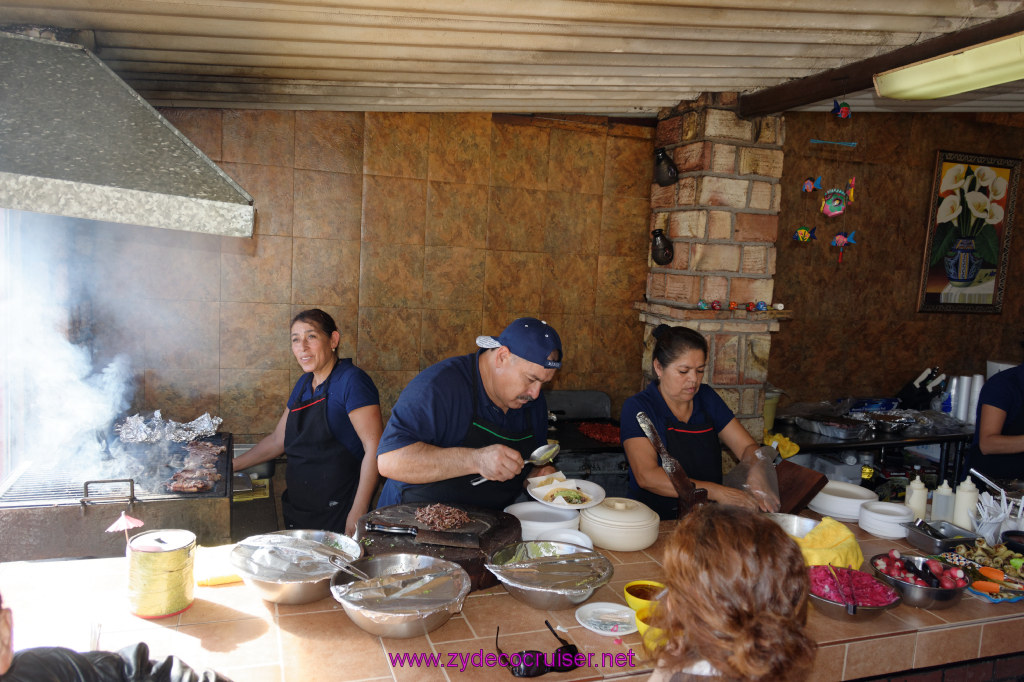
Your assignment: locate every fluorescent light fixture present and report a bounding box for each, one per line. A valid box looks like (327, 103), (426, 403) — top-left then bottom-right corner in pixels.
(874, 31), (1024, 100)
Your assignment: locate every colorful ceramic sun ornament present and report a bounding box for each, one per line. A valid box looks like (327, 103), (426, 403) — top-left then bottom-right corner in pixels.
(831, 99), (852, 119)
(711, 300), (722, 311)
(697, 300), (710, 310)
(831, 231), (857, 264)
(802, 176), (822, 193)
(792, 226), (817, 242)
(821, 178), (855, 217)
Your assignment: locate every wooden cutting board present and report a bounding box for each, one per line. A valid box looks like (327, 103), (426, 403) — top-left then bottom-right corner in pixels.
(355, 503), (521, 591)
(776, 460), (829, 514)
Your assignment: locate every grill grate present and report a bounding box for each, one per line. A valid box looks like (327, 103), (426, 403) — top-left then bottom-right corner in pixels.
(0, 433), (232, 508)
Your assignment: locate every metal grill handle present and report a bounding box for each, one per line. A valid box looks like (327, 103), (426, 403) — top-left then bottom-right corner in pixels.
(81, 479), (137, 505)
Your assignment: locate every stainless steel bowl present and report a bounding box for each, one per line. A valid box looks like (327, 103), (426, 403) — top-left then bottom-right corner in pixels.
(765, 513), (819, 539)
(808, 566), (901, 621)
(236, 529), (362, 605)
(869, 553), (965, 610)
(330, 553), (471, 639)
(486, 541), (613, 610)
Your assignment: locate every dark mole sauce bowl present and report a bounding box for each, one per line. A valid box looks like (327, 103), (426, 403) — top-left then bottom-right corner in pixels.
(627, 584), (661, 601)
(1002, 530), (1024, 555)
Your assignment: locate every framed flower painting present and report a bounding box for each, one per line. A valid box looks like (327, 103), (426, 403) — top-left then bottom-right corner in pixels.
(918, 150), (1021, 313)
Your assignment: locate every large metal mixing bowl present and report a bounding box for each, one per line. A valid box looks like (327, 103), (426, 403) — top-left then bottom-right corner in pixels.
(330, 553), (471, 639)
(765, 513), (819, 539)
(870, 554), (965, 610)
(486, 541), (613, 610)
(234, 529), (362, 605)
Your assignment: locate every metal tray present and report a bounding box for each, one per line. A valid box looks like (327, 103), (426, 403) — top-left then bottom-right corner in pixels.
(901, 520), (979, 555)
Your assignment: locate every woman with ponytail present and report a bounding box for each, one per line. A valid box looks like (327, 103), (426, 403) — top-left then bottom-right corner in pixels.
(620, 324), (777, 518)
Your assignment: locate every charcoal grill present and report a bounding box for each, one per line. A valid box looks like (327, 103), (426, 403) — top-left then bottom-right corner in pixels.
(0, 433), (233, 561)
(545, 391), (630, 498)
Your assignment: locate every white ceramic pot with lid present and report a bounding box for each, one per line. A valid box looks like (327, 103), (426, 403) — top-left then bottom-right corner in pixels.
(579, 497), (660, 552)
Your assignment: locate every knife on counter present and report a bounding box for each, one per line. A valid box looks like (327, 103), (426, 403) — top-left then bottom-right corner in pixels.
(635, 411), (707, 515)
(364, 522), (481, 549)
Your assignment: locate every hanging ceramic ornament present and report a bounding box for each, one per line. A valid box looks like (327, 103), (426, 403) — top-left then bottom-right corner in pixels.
(802, 176), (821, 192)
(831, 99), (852, 119)
(792, 226), (817, 242)
(831, 231), (857, 263)
(821, 177), (855, 217)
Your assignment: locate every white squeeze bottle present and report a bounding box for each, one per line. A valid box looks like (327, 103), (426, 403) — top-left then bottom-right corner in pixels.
(931, 479), (955, 523)
(953, 478), (979, 530)
(905, 475), (928, 521)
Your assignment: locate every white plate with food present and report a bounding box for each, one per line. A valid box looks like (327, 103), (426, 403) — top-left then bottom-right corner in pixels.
(528, 478), (606, 510)
(575, 602), (638, 636)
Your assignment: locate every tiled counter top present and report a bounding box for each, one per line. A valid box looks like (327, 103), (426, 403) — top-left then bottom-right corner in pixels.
(3, 519), (1024, 682)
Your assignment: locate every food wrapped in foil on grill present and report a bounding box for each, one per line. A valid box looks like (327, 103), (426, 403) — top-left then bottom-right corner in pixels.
(117, 410), (223, 443)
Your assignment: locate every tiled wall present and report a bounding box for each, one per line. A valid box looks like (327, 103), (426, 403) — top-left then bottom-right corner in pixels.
(80, 111), (653, 441)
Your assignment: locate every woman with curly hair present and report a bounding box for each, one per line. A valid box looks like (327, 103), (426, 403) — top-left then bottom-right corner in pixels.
(648, 505), (816, 682)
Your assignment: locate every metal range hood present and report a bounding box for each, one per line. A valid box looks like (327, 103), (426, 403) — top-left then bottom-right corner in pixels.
(0, 31), (254, 237)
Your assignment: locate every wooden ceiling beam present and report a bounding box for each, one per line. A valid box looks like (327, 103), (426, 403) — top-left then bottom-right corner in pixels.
(738, 11), (1024, 119)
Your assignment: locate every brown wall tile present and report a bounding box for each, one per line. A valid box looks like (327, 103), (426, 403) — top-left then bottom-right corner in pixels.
(145, 300), (220, 369)
(219, 369), (293, 435)
(361, 175), (427, 245)
(428, 112), (492, 184)
(220, 234), (293, 303)
(159, 108), (223, 161)
(144, 368), (220, 423)
(606, 135), (655, 197)
(807, 644), (846, 682)
(420, 309), (483, 369)
(597, 255), (647, 311)
(487, 185), (548, 252)
(601, 194), (650, 257)
(549, 127), (606, 195)
(546, 191), (601, 255)
(426, 181), (489, 248)
(483, 251), (547, 312)
(292, 170), (361, 240)
(592, 311), (645, 373)
(845, 632), (917, 679)
(542, 253), (597, 314)
(222, 110), (294, 167)
(422, 245), (485, 311)
(220, 302), (293, 370)
(219, 162), (293, 236)
(294, 110), (363, 174)
(364, 112), (429, 179)
(356, 307), (422, 371)
(358, 240), (424, 309)
(370, 369), (421, 422)
(980, 616), (1024, 657)
(291, 237), (360, 308)
(490, 121), (550, 190)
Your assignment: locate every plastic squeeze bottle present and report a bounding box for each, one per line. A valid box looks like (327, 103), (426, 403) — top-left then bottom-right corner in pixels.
(953, 478), (979, 530)
(931, 479), (955, 523)
(905, 475), (928, 521)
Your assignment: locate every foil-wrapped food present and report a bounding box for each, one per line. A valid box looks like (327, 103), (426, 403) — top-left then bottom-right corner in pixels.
(116, 410), (224, 443)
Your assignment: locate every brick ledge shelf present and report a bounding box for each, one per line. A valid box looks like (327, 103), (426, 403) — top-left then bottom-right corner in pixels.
(635, 300), (794, 331)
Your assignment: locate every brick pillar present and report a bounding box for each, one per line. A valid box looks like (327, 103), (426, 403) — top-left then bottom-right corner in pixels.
(636, 93), (787, 441)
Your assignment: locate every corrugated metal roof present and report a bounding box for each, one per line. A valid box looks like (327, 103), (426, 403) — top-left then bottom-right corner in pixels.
(2, 1), (1024, 114)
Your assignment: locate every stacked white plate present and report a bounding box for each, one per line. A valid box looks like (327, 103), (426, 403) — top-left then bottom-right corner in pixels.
(858, 501), (914, 539)
(807, 481), (878, 521)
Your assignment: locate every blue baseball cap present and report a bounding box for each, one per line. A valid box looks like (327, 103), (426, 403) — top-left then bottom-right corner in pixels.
(476, 318), (563, 369)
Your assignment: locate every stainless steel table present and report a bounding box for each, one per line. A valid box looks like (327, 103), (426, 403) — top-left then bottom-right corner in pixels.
(773, 422), (975, 485)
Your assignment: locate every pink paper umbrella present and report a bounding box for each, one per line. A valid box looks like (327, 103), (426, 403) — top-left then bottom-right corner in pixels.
(106, 511), (145, 544)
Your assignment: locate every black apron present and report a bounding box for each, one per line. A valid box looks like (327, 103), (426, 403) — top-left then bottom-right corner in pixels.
(400, 361), (537, 510)
(281, 362), (361, 532)
(636, 417), (722, 520)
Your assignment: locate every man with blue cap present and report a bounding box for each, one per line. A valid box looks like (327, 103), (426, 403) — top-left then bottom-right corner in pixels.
(376, 318), (562, 510)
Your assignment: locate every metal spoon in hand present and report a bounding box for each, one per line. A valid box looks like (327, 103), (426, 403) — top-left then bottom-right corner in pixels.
(470, 443), (560, 486)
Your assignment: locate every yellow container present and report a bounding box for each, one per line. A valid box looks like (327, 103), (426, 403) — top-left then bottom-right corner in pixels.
(624, 580), (665, 612)
(636, 604), (668, 651)
(127, 529), (196, 619)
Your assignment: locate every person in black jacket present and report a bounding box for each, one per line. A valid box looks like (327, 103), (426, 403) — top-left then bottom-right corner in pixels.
(0, 592), (231, 682)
